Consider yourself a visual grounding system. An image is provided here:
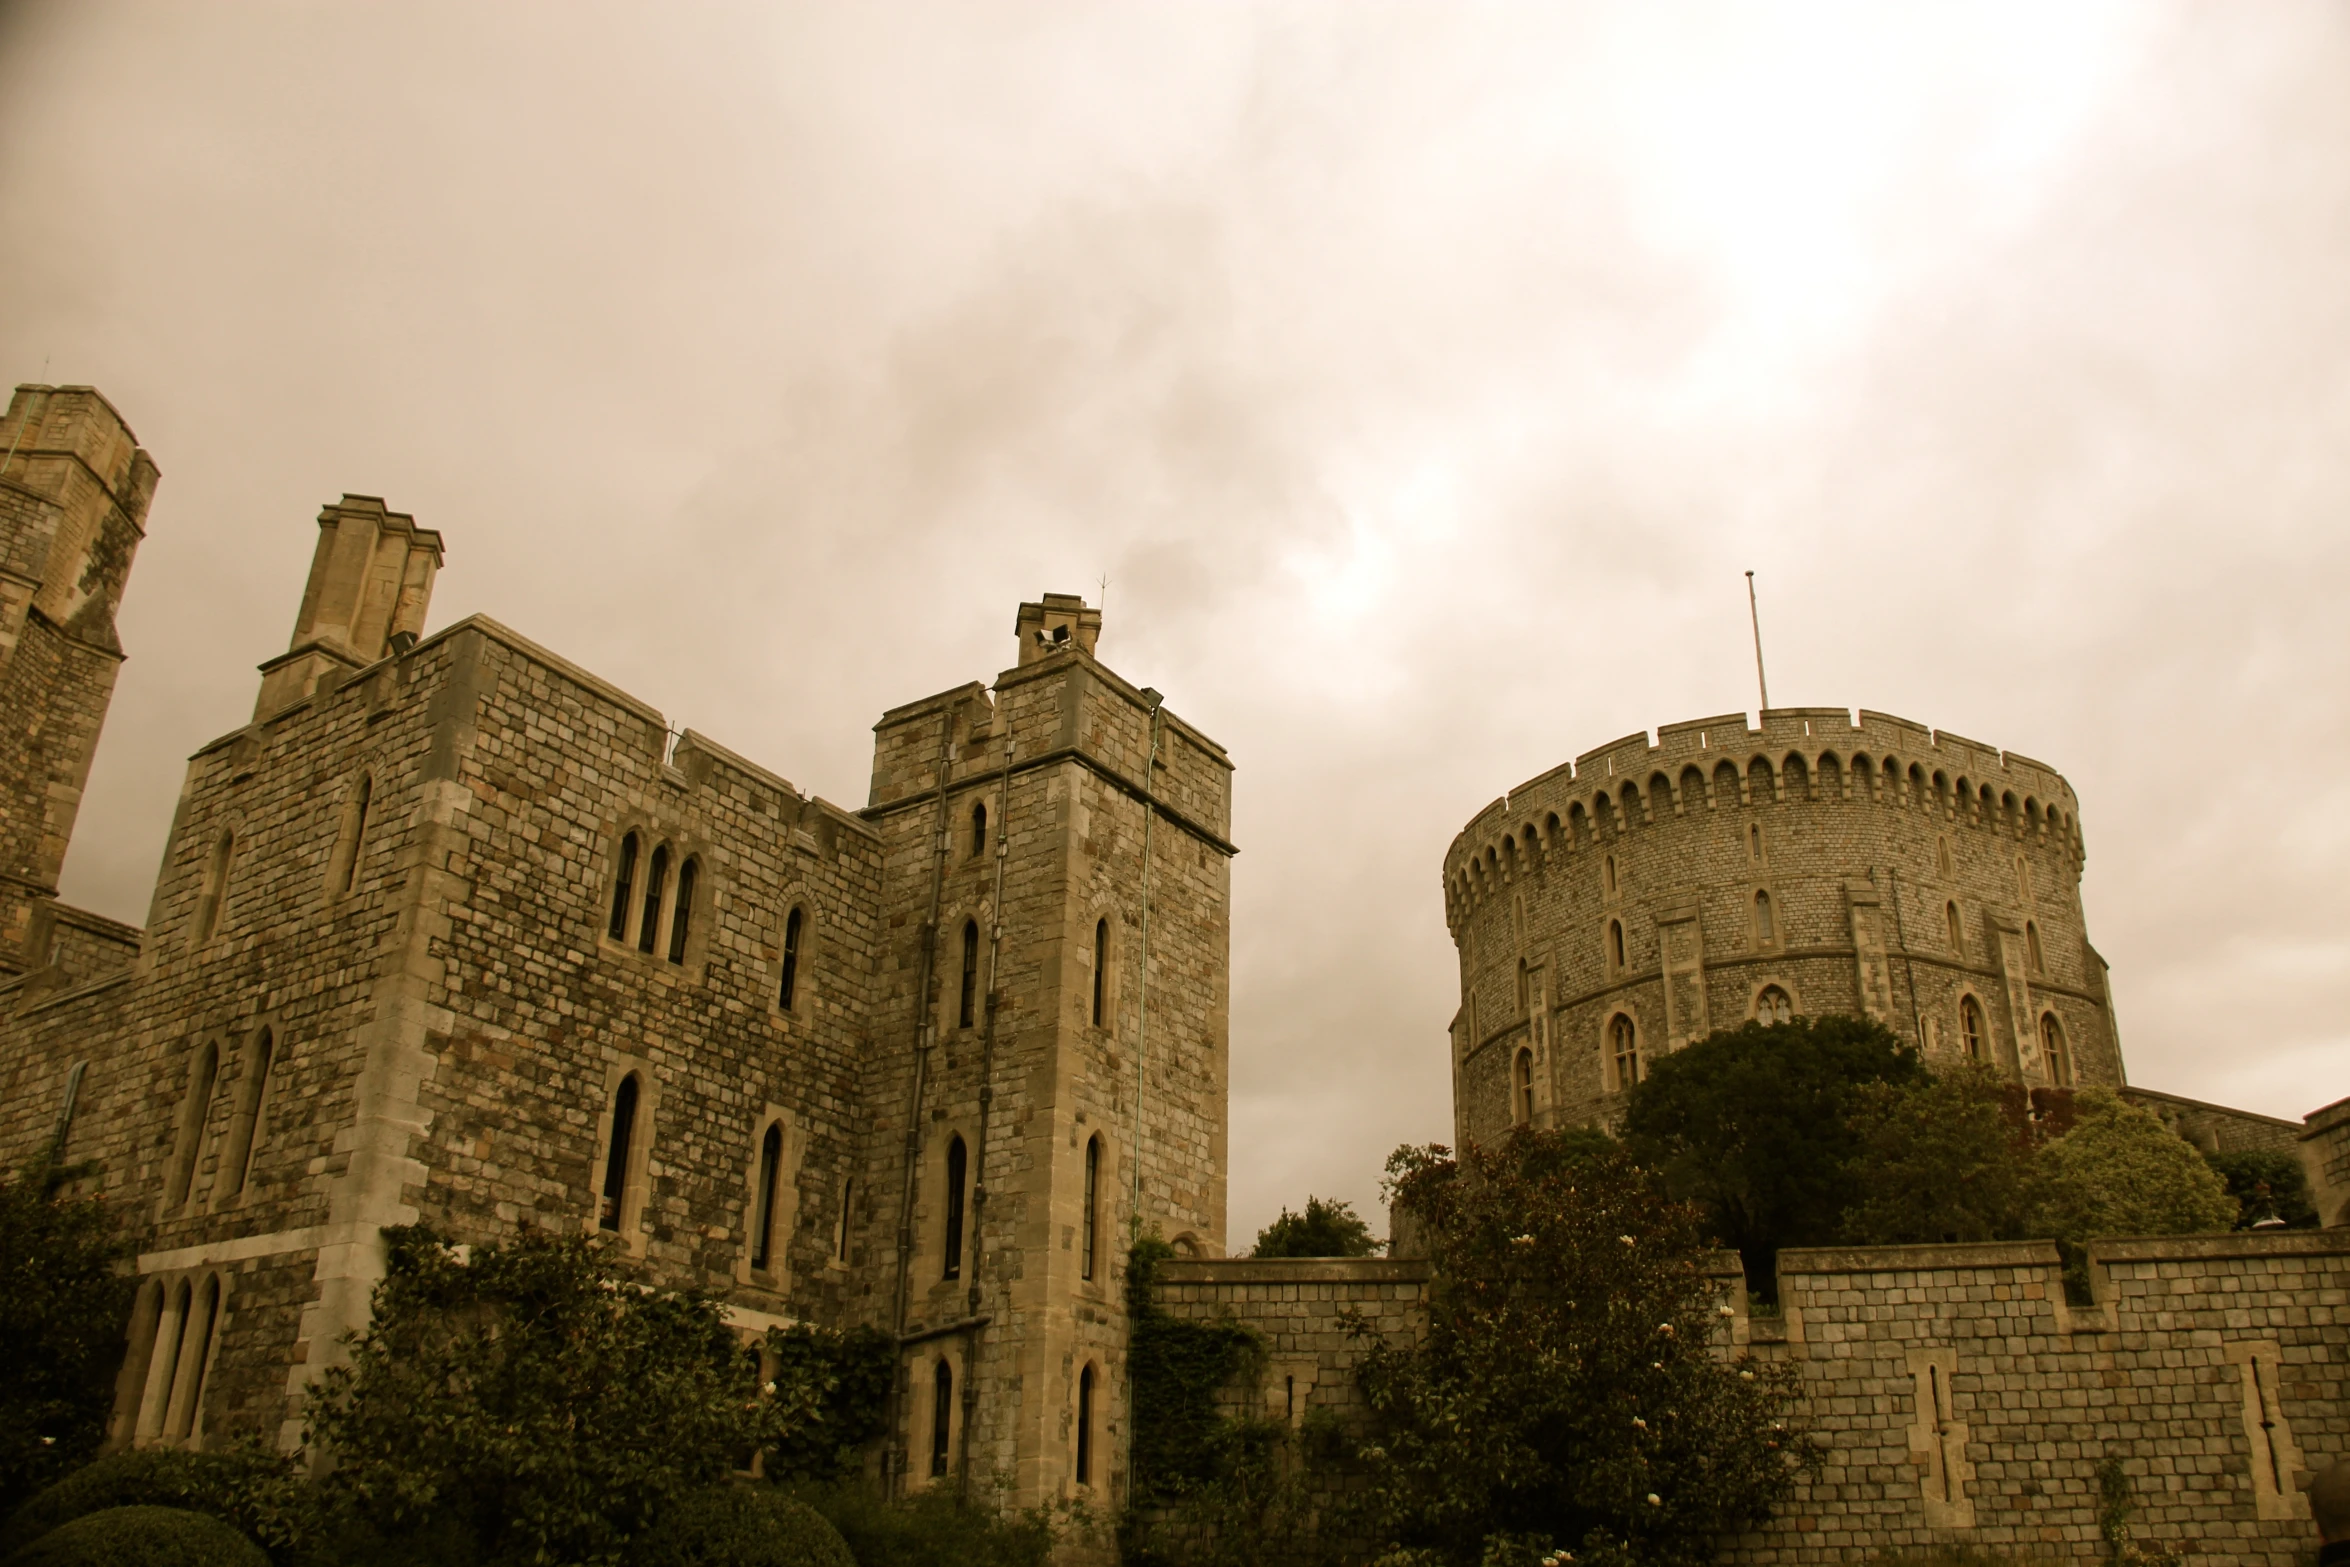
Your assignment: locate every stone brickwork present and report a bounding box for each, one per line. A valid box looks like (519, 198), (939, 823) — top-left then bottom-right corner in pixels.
(2304, 1095), (2350, 1230)
(0, 404), (1232, 1521)
(1444, 710), (2115, 1148)
(0, 384), (156, 978)
(1149, 1257), (1430, 1432)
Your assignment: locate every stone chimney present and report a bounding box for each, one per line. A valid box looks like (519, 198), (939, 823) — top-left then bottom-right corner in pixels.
(254, 496), (443, 718)
(1012, 592), (1101, 666)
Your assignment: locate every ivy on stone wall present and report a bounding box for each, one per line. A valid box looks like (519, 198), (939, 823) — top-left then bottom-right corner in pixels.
(1124, 1236), (1268, 1505)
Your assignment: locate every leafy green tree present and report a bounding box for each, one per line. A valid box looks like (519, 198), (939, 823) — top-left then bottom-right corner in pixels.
(1351, 1131), (1815, 1567)
(1840, 1065), (2037, 1245)
(2201, 1148), (2318, 1229)
(2029, 1090), (2239, 1245)
(305, 1225), (789, 1566)
(1619, 1016), (1921, 1297)
(1251, 1196), (1382, 1258)
(759, 1324), (893, 1483)
(0, 1162), (136, 1518)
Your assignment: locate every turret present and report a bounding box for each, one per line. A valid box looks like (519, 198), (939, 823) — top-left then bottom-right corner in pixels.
(253, 496), (443, 718)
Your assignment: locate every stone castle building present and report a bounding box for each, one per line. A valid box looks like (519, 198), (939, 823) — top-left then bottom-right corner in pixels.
(1443, 714), (2121, 1147)
(0, 383), (1231, 1508)
(3, 380), (2346, 1562)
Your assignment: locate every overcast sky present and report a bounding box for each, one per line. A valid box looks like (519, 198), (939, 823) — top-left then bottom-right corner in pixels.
(4, 1), (2346, 1247)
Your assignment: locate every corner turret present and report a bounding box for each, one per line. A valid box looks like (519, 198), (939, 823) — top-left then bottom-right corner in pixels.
(254, 495), (443, 718)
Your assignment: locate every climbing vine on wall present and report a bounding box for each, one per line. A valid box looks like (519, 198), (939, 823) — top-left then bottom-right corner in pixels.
(1125, 1235), (1268, 1505)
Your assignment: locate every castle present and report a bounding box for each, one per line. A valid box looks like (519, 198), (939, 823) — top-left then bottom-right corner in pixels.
(2, 381), (2346, 1562)
(0, 384), (1229, 1507)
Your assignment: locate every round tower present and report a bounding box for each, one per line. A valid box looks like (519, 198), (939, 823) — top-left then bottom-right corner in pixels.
(1441, 707), (2118, 1149)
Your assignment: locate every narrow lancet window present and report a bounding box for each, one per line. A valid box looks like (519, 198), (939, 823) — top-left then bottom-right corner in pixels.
(194, 830), (236, 945)
(668, 857), (698, 963)
(971, 801), (988, 859)
(1754, 889), (1775, 944)
(1081, 1135), (1100, 1282)
(1608, 919), (1626, 972)
(1946, 901), (1964, 954)
(600, 1074), (640, 1231)
(1611, 1014), (1640, 1091)
(1960, 997), (1986, 1061)
(216, 1029), (274, 1205)
(2041, 1014), (2071, 1086)
(779, 908), (803, 1011)
(837, 1177), (854, 1261)
(931, 1359), (954, 1478)
(337, 776), (373, 896)
(166, 1042), (221, 1211)
(1091, 918), (1108, 1026)
(958, 919), (979, 1029)
(639, 845), (670, 953)
(942, 1135), (968, 1281)
(1513, 1048), (1535, 1126)
(609, 833), (638, 942)
(752, 1121), (783, 1272)
(1076, 1364), (1096, 1484)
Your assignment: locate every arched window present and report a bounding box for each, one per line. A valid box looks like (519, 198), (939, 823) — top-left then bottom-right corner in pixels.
(1090, 918), (1108, 1027)
(1959, 997), (1986, 1061)
(166, 1274), (221, 1442)
(1946, 901), (1964, 954)
(1515, 959), (1529, 1015)
(215, 1028), (274, 1207)
(140, 1279), (196, 1443)
(1081, 1135), (1101, 1282)
(778, 908), (804, 1011)
(930, 1357), (954, 1478)
(600, 1074), (640, 1232)
(1076, 1364), (1096, 1485)
(1512, 1047), (1535, 1127)
(958, 919), (980, 1029)
(971, 800), (988, 859)
(2026, 921), (2045, 975)
(836, 1177), (854, 1262)
(1748, 824), (1762, 861)
(1603, 854), (1618, 895)
(1753, 889), (1775, 945)
(1610, 1014), (1640, 1092)
(1608, 919), (1626, 972)
(166, 1042), (221, 1211)
(2041, 1014), (2071, 1087)
(2017, 855), (2034, 902)
(942, 1135), (968, 1281)
(608, 832), (638, 941)
(667, 857), (698, 964)
(334, 776), (373, 897)
(1757, 985), (1793, 1025)
(751, 1121), (784, 1273)
(638, 844), (670, 953)
(194, 830), (236, 945)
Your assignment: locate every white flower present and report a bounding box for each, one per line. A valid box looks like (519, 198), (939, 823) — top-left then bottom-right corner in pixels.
(1647, 1492), (1662, 1506)
(1657, 1322), (1674, 1335)
(1632, 1417), (1647, 1429)
(1512, 1233), (1537, 1246)
(1718, 1304), (1736, 1317)
(763, 1381), (778, 1395)
(1740, 1370), (1755, 1381)
(1619, 1235), (1636, 1245)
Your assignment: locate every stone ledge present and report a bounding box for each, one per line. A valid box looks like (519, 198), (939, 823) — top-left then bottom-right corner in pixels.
(1780, 1240), (2062, 1274)
(1156, 1257), (1432, 1286)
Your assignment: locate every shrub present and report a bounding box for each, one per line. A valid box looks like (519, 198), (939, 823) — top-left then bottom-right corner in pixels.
(627, 1486), (853, 1567)
(0, 1163), (136, 1517)
(1252, 1197), (1382, 1258)
(304, 1224), (782, 1567)
(1351, 1130), (1816, 1567)
(1841, 1065), (2036, 1245)
(760, 1326), (893, 1484)
(793, 1482), (1058, 1567)
(2201, 1148), (2318, 1229)
(5, 1505), (268, 1567)
(0, 1448), (307, 1562)
(2030, 1091), (2239, 1246)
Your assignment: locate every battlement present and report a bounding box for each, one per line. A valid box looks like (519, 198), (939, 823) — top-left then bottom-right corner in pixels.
(1448, 707), (2081, 880)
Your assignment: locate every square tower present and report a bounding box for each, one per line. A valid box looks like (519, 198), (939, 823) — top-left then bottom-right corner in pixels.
(859, 595), (1232, 1509)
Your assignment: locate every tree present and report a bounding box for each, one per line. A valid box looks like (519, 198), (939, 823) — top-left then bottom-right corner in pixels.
(1840, 1065), (2037, 1245)
(1619, 1016), (1921, 1298)
(305, 1224), (789, 1566)
(0, 1162), (136, 1518)
(2201, 1148), (2318, 1229)
(2029, 1090), (2239, 1245)
(1251, 1196), (1381, 1258)
(1351, 1132), (1815, 1567)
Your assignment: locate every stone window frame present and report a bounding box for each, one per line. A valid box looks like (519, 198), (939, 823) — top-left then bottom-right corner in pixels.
(586, 1055), (660, 1257)
(209, 1018), (283, 1213)
(1081, 898), (1124, 1036)
(769, 889), (819, 1026)
(1905, 1347), (1974, 1528)
(832, 1174), (856, 1270)
(920, 1346), (964, 1488)
(1603, 1009), (1642, 1095)
(929, 1122), (978, 1288)
(1073, 1358), (1102, 1489)
(162, 1032), (229, 1217)
(2025, 919), (2045, 975)
(597, 820), (714, 981)
(1945, 900), (1965, 955)
(1603, 917), (1627, 976)
(123, 1267), (231, 1449)
(2038, 1011), (2072, 1088)
(321, 764), (379, 906)
(1750, 980), (1797, 1025)
(941, 897), (995, 1038)
(189, 819), (244, 953)
(1075, 1128), (1114, 1289)
(1956, 991), (1989, 1063)
(736, 1102), (804, 1292)
(1750, 885), (1779, 949)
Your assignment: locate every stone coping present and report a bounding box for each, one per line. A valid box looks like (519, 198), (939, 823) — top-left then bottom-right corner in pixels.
(1155, 1257), (1432, 1286)
(1779, 1240), (2061, 1274)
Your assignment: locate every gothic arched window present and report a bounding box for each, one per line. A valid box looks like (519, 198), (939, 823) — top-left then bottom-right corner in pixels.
(1754, 889), (1776, 945)
(1081, 1134), (1102, 1282)
(959, 919), (980, 1029)
(1076, 1364), (1097, 1484)
(1610, 1014), (1640, 1092)
(600, 1074), (640, 1231)
(1960, 996), (1986, 1061)
(971, 800), (988, 860)
(165, 1041), (221, 1211)
(667, 857), (698, 964)
(942, 1135), (968, 1281)
(778, 908), (804, 1011)
(931, 1358), (954, 1478)
(216, 1028), (275, 1206)
(1513, 1048), (1535, 1126)
(1608, 919), (1626, 973)
(752, 1121), (784, 1272)
(1757, 985), (1793, 1025)
(2041, 1013), (2071, 1087)
(1946, 901), (1964, 955)
(638, 845), (670, 953)
(2027, 920), (2045, 975)
(609, 832), (638, 941)
(1091, 918), (1109, 1027)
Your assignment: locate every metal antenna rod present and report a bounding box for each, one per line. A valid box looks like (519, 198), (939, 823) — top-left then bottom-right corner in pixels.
(1746, 570), (1771, 713)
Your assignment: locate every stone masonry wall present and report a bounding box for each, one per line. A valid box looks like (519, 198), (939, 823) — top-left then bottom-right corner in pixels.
(1444, 710), (2111, 1150)
(1148, 1257), (1430, 1435)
